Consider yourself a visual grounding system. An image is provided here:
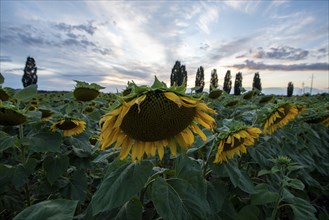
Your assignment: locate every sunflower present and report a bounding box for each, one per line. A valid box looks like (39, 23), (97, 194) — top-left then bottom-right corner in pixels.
(99, 77), (216, 162)
(73, 80), (105, 101)
(0, 105), (27, 126)
(40, 109), (54, 121)
(213, 122), (261, 164)
(0, 88), (10, 101)
(51, 118), (86, 136)
(263, 104), (299, 135)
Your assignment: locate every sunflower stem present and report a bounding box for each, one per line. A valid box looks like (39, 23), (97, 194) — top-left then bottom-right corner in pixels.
(140, 178), (156, 204)
(18, 124), (31, 207)
(203, 138), (216, 177)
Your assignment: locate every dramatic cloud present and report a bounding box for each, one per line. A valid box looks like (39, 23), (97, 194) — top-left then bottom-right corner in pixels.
(227, 60), (329, 71)
(252, 46), (309, 60)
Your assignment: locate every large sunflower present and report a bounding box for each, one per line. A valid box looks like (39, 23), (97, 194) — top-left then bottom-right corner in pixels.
(51, 118), (86, 136)
(99, 77), (216, 162)
(263, 103), (299, 135)
(214, 121), (261, 164)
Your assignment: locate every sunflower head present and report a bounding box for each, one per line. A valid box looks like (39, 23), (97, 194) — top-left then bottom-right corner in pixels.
(213, 120), (262, 164)
(242, 90), (255, 100)
(40, 109), (54, 121)
(0, 88), (10, 101)
(99, 77), (217, 162)
(51, 118), (86, 136)
(0, 104), (27, 126)
(263, 103), (299, 135)
(303, 108), (329, 128)
(258, 95), (274, 104)
(73, 80), (105, 101)
(208, 89), (222, 99)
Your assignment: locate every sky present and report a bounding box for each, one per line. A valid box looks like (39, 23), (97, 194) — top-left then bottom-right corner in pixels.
(0, 0), (328, 94)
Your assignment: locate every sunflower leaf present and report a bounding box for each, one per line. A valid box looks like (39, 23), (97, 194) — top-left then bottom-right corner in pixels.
(91, 160), (153, 215)
(13, 199), (78, 220)
(114, 197), (143, 220)
(29, 132), (62, 153)
(13, 84), (37, 101)
(151, 177), (210, 220)
(224, 160), (255, 194)
(43, 155), (70, 185)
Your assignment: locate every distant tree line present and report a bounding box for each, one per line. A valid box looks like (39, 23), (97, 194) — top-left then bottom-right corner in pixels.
(170, 60), (295, 97)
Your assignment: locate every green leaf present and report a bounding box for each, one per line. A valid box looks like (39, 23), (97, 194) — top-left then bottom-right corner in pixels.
(234, 205), (260, 220)
(151, 177), (211, 220)
(12, 164), (28, 188)
(224, 161), (255, 194)
(206, 181), (228, 213)
(287, 178), (305, 190)
(0, 164), (13, 186)
(91, 160), (153, 215)
(0, 133), (18, 152)
(29, 132), (62, 152)
(13, 84), (37, 101)
(151, 76), (165, 89)
(151, 177), (191, 220)
(251, 184), (279, 205)
(288, 197), (317, 220)
(61, 169), (87, 202)
(43, 155), (69, 185)
(115, 197), (143, 220)
(257, 169), (272, 176)
(0, 72), (4, 84)
(13, 199), (78, 220)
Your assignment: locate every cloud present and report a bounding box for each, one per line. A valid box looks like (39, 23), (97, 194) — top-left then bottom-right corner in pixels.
(227, 60), (329, 71)
(208, 37), (254, 61)
(0, 56), (12, 62)
(54, 21), (97, 35)
(252, 46), (309, 60)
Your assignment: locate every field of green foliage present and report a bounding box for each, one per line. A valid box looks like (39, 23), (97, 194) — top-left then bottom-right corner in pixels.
(1, 74), (329, 220)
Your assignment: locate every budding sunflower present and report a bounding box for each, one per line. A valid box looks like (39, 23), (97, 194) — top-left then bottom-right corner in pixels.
(73, 80), (105, 101)
(51, 118), (86, 136)
(263, 103), (299, 135)
(213, 121), (261, 164)
(99, 77), (217, 162)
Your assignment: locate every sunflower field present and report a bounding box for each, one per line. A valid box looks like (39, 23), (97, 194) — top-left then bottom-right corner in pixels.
(1, 73), (329, 220)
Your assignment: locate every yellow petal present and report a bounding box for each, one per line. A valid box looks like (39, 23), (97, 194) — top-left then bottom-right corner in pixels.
(164, 92), (183, 107)
(191, 123), (207, 141)
(168, 138), (177, 157)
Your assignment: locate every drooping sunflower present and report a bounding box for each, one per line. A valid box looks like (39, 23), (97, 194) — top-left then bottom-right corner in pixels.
(40, 109), (54, 121)
(0, 104), (27, 126)
(213, 120), (262, 164)
(73, 80), (105, 101)
(51, 118), (86, 136)
(263, 103), (299, 135)
(99, 77), (216, 162)
(0, 88), (10, 101)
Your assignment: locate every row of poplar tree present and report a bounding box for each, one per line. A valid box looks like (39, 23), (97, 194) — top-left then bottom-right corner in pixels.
(17, 57), (294, 96)
(170, 60), (295, 96)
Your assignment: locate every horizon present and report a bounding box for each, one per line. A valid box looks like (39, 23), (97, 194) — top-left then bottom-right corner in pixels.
(1, 0), (328, 93)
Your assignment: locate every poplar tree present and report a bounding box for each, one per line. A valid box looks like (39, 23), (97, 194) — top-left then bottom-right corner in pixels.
(170, 61), (187, 86)
(195, 66), (205, 93)
(252, 72), (262, 92)
(22, 56), (38, 87)
(209, 69), (218, 92)
(223, 70), (232, 94)
(234, 72), (243, 95)
(287, 82), (294, 97)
